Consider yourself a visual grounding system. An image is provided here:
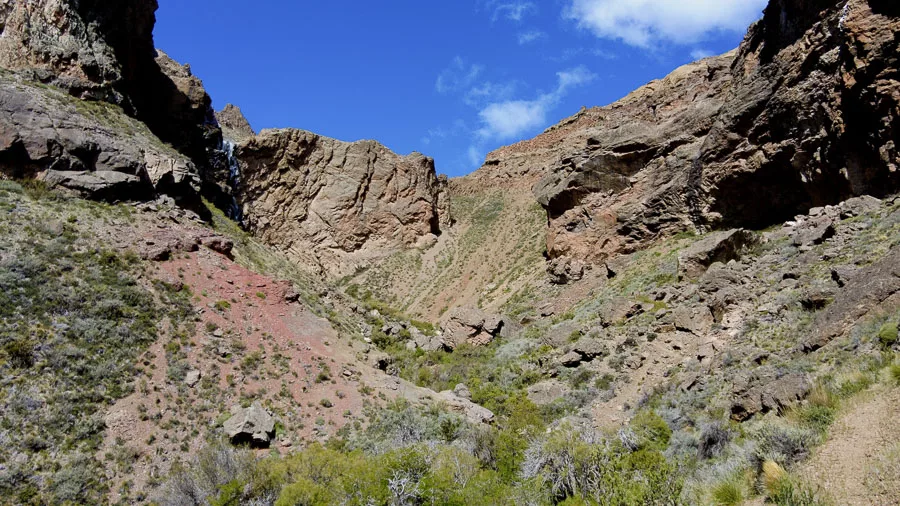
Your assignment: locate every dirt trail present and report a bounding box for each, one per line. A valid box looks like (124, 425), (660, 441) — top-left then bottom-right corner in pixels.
(800, 384), (900, 506)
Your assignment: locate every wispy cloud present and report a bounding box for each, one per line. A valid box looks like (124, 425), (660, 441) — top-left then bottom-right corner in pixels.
(517, 29), (547, 45)
(489, 1), (537, 22)
(467, 145), (484, 166)
(690, 48), (714, 60)
(477, 66), (596, 140)
(565, 0), (766, 48)
(436, 57), (484, 94)
(464, 81), (518, 107)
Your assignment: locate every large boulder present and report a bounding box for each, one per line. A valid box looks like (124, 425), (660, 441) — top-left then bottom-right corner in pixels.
(223, 402), (276, 448)
(677, 229), (759, 279)
(440, 307), (505, 350)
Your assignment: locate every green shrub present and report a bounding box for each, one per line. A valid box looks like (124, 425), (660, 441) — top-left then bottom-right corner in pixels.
(710, 478), (745, 506)
(630, 410), (672, 451)
(753, 423), (818, 466)
(769, 476), (832, 506)
(878, 322), (899, 349)
(2, 338), (34, 368)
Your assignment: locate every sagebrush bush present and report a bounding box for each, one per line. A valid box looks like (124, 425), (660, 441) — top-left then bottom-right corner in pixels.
(753, 422), (819, 466)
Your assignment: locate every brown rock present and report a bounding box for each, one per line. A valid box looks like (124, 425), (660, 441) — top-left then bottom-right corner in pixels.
(677, 229), (759, 279)
(440, 307), (505, 350)
(216, 104), (255, 143)
(236, 129), (451, 277)
(456, 0), (900, 269)
(0, 73), (199, 200)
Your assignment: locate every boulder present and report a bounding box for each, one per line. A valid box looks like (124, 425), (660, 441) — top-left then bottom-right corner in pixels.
(572, 338), (607, 361)
(547, 257), (586, 284)
(223, 402), (276, 447)
(184, 370), (201, 388)
(558, 351), (584, 368)
(731, 369), (810, 421)
(678, 229), (759, 279)
(791, 216), (835, 246)
(436, 391), (494, 424)
(440, 307), (505, 350)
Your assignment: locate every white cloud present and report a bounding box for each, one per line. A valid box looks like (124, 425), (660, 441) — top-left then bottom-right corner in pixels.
(436, 57), (484, 94)
(467, 146), (484, 166)
(477, 66), (597, 140)
(492, 1), (537, 21)
(690, 48), (714, 60)
(518, 29), (546, 45)
(464, 80), (518, 107)
(478, 100), (549, 139)
(565, 0), (767, 48)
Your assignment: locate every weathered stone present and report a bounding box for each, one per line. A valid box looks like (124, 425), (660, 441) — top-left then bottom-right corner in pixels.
(572, 338), (607, 360)
(559, 351), (584, 368)
(223, 402), (275, 447)
(184, 370), (201, 388)
(236, 129), (451, 278)
(548, 257), (586, 284)
(453, 383), (472, 400)
(216, 104), (255, 143)
(678, 229), (759, 279)
(436, 391), (494, 424)
(731, 368), (810, 421)
(0, 74), (200, 201)
(791, 216), (835, 246)
(440, 307), (505, 350)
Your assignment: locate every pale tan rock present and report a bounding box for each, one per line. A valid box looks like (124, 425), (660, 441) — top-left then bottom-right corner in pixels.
(237, 129), (450, 277)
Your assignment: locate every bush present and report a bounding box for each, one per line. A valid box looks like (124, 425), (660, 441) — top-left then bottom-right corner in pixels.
(878, 322), (899, 349)
(768, 475), (832, 506)
(753, 423), (818, 466)
(698, 420), (733, 460)
(710, 477), (745, 506)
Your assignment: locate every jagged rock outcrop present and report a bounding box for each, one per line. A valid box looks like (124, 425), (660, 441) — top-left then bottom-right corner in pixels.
(0, 0), (223, 206)
(236, 129), (451, 277)
(0, 0), (156, 101)
(506, 0), (900, 267)
(216, 104), (255, 143)
(0, 73), (199, 200)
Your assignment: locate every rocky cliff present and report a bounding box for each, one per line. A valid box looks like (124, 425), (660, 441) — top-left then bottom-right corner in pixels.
(0, 0), (223, 206)
(506, 0), (900, 267)
(236, 129), (451, 277)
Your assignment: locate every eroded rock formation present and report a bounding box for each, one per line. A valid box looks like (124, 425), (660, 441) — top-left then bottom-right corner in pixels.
(216, 104), (256, 143)
(510, 0), (900, 266)
(236, 129), (451, 277)
(0, 0), (223, 206)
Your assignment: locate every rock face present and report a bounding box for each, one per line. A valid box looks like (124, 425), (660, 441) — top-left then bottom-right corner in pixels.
(216, 104), (255, 143)
(0, 0), (223, 206)
(223, 402), (276, 448)
(0, 0), (157, 101)
(0, 73), (199, 200)
(236, 129), (451, 277)
(514, 0), (900, 266)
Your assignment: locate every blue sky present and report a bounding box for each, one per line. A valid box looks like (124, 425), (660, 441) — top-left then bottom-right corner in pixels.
(154, 1), (767, 177)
